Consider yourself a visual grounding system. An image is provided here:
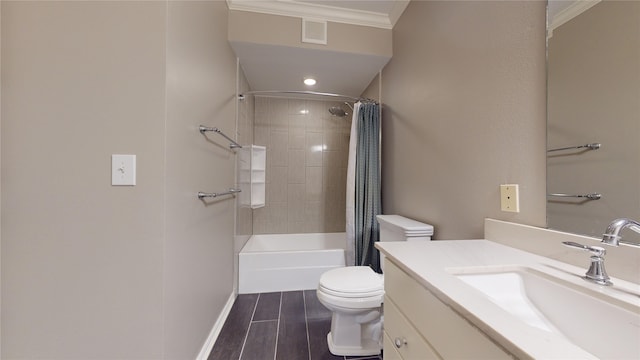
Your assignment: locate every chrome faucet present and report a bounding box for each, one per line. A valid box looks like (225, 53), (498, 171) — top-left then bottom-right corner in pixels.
(601, 218), (640, 247)
(562, 218), (640, 286)
(562, 241), (612, 286)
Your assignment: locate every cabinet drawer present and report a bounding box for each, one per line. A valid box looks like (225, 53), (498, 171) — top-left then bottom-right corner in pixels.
(385, 296), (440, 359)
(384, 259), (512, 359)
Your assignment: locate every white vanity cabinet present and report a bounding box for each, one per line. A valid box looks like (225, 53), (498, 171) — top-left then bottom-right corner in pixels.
(383, 259), (512, 360)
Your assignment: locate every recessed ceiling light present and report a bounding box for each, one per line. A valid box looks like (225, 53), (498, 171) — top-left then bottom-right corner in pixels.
(304, 78), (317, 86)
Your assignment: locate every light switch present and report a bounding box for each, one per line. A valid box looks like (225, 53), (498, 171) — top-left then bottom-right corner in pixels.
(112, 154), (136, 186)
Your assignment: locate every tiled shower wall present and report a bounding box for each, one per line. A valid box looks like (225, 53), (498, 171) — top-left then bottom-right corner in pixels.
(253, 97), (351, 234)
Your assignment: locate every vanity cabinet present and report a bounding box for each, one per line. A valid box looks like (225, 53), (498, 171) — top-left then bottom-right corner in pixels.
(383, 259), (512, 360)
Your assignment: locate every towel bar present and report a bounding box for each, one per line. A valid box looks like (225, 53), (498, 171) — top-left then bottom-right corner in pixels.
(547, 193), (601, 200)
(199, 126), (242, 149)
(547, 143), (600, 153)
(198, 188), (241, 199)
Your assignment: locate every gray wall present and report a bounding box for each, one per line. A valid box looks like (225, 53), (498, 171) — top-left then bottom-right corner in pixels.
(164, 2), (240, 357)
(229, 10), (392, 56)
(379, 1), (547, 239)
(0, 0), (550, 357)
(547, 0), (640, 239)
(1, 1), (239, 358)
(0, 4), (3, 354)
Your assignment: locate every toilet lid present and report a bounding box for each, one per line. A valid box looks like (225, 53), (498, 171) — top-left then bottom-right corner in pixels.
(319, 266), (383, 297)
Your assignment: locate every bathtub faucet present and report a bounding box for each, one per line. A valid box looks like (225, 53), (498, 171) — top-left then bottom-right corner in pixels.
(602, 218), (640, 248)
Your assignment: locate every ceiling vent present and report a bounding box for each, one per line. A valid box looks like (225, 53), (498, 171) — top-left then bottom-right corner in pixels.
(302, 19), (327, 45)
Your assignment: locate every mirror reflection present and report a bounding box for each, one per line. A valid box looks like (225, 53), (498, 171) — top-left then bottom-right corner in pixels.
(547, 0), (640, 240)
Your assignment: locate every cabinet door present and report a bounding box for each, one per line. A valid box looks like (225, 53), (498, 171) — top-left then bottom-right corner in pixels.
(383, 332), (404, 360)
(384, 260), (512, 360)
(384, 296), (441, 360)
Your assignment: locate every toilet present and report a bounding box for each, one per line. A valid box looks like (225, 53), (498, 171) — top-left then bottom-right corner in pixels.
(317, 215), (434, 356)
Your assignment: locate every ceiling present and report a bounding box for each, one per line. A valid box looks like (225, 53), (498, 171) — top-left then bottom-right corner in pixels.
(227, 0), (587, 99)
(227, 0), (409, 99)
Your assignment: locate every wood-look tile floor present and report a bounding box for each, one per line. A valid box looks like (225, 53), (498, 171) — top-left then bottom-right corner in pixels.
(208, 290), (382, 360)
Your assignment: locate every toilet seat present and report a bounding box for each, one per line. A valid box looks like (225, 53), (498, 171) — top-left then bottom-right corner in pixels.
(318, 266), (384, 301)
(317, 289), (383, 310)
(318, 284), (383, 298)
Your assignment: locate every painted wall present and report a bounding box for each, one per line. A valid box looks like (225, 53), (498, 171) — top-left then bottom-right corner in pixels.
(164, 2), (239, 358)
(1, 1), (239, 358)
(0, 4), (3, 354)
(362, 72), (382, 102)
(379, 1), (547, 239)
(2, 2), (166, 357)
(547, 0), (640, 240)
(228, 10), (392, 56)
(0, 0), (550, 356)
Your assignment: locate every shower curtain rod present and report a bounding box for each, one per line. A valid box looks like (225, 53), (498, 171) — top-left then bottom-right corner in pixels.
(238, 90), (377, 103)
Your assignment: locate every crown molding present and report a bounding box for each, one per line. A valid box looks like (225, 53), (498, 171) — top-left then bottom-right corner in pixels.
(548, 0), (601, 38)
(227, 0), (401, 29)
(387, 0), (410, 27)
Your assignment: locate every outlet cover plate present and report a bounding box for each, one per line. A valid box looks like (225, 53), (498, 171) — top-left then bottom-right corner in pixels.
(500, 184), (519, 212)
(112, 154), (136, 186)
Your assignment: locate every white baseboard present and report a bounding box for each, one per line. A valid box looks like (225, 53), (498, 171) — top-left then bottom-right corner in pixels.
(196, 290), (237, 360)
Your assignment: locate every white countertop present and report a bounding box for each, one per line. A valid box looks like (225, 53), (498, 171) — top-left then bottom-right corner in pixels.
(376, 239), (640, 359)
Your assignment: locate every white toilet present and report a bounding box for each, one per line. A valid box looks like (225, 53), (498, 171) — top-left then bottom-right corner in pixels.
(317, 215), (434, 356)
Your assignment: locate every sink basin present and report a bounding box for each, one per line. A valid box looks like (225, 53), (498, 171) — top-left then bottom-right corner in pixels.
(453, 267), (640, 359)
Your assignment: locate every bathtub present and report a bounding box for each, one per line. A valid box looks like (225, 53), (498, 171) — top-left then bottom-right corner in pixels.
(238, 232), (346, 294)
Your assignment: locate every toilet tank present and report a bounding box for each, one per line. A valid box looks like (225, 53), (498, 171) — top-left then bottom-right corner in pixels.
(376, 215), (434, 272)
(376, 215), (434, 242)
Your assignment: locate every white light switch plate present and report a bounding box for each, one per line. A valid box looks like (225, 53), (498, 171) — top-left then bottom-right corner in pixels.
(112, 154), (136, 186)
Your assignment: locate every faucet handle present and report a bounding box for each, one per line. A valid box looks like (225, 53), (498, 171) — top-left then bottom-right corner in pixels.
(562, 241), (612, 286)
(562, 241), (606, 257)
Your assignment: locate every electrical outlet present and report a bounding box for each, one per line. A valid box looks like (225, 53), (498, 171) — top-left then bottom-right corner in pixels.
(500, 184), (519, 212)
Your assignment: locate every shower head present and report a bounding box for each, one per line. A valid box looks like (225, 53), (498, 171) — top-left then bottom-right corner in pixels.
(328, 106), (348, 117)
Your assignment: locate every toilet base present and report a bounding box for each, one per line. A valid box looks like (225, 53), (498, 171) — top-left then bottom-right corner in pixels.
(327, 333), (381, 356)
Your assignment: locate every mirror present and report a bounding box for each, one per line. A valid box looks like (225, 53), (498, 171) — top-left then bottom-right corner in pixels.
(547, 1), (640, 240)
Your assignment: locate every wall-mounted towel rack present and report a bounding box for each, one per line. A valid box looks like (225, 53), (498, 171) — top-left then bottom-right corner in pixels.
(199, 126), (243, 149)
(547, 143), (601, 153)
(548, 193), (601, 200)
(198, 188), (241, 199)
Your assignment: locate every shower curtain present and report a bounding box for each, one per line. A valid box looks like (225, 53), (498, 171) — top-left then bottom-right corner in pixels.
(346, 101), (382, 272)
